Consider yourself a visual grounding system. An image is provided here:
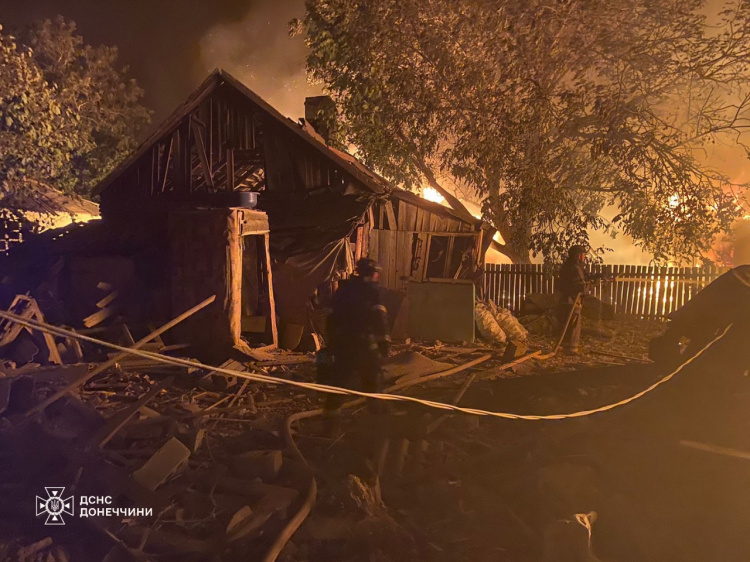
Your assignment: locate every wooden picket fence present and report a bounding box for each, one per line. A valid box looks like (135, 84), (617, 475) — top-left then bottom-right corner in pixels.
(483, 263), (728, 319)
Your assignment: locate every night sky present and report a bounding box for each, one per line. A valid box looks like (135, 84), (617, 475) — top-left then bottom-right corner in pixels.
(0, 0), (320, 121)
(1, 0), (747, 263)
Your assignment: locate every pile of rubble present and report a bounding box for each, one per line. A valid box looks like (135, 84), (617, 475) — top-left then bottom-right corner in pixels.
(0, 294), (323, 561)
(1, 288), (675, 561)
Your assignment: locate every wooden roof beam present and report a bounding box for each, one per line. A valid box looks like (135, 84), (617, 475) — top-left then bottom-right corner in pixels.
(191, 120), (214, 190)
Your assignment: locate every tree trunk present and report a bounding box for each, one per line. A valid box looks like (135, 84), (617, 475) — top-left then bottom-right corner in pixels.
(408, 153), (533, 263)
(485, 198), (531, 264)
(491, 239), (531, 264)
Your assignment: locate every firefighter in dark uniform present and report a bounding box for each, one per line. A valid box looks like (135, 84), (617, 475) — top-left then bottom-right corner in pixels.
(324, 258), (390, 413)
(556, 245), (588, 354)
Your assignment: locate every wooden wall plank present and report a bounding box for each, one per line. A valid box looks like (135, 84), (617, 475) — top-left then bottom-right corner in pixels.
(384, 200), (397, 231)
(369, 229), (380, 263)
(264, 232), (279, 348)
(394, 231), (412, 291)
(387, 231), (399, 289)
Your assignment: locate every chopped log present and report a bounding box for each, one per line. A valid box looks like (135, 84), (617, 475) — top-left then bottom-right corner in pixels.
(22, 295), (216, 418)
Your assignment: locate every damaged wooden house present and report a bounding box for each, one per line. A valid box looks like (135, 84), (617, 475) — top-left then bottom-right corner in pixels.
(1, 69), (488, 358)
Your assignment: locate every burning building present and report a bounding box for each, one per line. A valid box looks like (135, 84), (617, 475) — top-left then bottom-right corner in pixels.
(1, 70), (487, 358)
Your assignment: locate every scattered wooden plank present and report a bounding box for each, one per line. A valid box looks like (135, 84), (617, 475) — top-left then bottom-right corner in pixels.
(201, 358), (245, 390)
(89, 377), (173, 449)
(0, 296), (62, 365)
(147, 324), (166, 346)
(96, 291), (119, 309)
(588, 349), (651, 363)
(427, 372), (478, 435)
(120, 324), (136, 346)
(65, 331), (85, 362)
(0, 296), (39, 347)
(264, 233), (279, 348)
(255, 355), (314, 367)
(39, 330), (63, 366)
(679, 439), (750, 462)
(24, 295), (216, 418)
(83, 305), (118, 328)
(0, 363), (89, 383)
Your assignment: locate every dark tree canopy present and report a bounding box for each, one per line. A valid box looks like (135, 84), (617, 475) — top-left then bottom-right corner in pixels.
(296, 0), (750, 263)
(0, 17), (150, 199)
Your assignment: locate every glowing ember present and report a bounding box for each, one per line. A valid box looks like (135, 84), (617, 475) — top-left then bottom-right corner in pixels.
(422, 187), (446, 204)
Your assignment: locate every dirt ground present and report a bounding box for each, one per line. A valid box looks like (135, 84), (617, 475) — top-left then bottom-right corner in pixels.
(4, 315), (749, 562)
(287, 317), (750, 562)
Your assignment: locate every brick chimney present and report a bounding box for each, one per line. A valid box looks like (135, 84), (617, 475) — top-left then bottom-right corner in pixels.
(304, 95), (337, 144)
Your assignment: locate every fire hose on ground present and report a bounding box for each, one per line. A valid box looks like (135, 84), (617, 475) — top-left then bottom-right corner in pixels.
(0, 308), (735, 561)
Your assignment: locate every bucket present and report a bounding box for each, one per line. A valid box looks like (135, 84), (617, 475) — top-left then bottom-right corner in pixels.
(237, 191), (258, 209)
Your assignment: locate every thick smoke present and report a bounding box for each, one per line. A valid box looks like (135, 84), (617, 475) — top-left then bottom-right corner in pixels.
(198, 0), (322, 119)
(197, 0), (747, 266)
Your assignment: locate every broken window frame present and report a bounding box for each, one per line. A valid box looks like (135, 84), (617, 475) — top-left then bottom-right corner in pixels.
(421, 233), (478, 281)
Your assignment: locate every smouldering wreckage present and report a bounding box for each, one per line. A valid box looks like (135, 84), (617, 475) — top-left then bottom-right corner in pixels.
(0, 69), (501, 561)
(2, 68), (749, 561)
(1, 69), (490, 365)
(1, 268), (749, 561)
(0, 284), (542, 560)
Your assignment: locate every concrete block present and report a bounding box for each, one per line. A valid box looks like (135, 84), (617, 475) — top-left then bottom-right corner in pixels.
(132, 437), (191, 491)
(230, 449), (283, 481)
